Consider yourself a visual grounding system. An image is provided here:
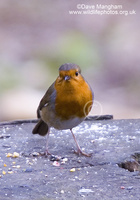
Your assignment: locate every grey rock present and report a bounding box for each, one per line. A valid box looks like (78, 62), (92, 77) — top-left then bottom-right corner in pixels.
(0, 118), (140, 200)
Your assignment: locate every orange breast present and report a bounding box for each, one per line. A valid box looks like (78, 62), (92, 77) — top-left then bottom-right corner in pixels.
(54, 77), (93, 120)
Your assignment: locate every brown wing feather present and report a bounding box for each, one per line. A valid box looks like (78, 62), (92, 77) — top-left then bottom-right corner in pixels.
(37, 82), (56, 118)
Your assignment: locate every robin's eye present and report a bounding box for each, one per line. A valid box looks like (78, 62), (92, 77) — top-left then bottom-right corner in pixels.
(75, 72), (79, 76)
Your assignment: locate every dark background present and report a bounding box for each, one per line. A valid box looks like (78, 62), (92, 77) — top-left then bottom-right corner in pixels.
(0, 0), (140, 121)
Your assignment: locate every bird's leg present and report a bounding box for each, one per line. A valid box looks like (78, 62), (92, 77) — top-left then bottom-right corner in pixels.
(45, 131), (51, 156)
(70, 129), (92, 157)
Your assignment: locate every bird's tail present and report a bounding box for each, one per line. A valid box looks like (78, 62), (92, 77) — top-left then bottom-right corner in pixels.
(32, 119), (49, 136)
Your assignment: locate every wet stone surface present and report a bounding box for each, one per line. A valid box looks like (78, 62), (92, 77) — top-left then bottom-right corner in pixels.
(0, 118), (140, 200)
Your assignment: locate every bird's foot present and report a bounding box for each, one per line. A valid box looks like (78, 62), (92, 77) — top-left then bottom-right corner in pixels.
(44, 149), (51, 157)
(39, 150), (51, 157)
(74, 149), (92, 157)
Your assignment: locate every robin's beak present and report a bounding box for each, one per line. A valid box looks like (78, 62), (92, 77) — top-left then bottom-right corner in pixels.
(64, 75), (71, 81)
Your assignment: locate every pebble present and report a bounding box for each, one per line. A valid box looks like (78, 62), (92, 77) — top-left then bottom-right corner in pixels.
(50, 155), (61, 161)
(12, 152), (20, 158)
(24, 168), (33, 173)
(79, 188), (94, 193)
(32, 152), (40, 157)
(2, 171), (6, 175)
(70, 168), (76, 172)
(60, 190), (64, 194)
(52, 161), (60, 167)
(127, 186), (133, 190)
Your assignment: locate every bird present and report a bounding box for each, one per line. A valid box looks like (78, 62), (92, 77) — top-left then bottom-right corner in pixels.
(32, 63), (94, 157)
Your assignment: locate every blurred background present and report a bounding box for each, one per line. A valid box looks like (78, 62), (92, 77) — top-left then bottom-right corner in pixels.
(0, 0), (140, 122)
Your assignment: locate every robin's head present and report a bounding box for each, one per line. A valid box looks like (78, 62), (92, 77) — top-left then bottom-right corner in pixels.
(58, 63), (82, 83)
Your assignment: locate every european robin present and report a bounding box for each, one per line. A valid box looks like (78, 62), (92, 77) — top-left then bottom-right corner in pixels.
(32, 63), (94, 156)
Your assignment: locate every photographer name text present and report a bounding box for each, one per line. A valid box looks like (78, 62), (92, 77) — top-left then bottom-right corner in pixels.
(69, 4), (136, 16)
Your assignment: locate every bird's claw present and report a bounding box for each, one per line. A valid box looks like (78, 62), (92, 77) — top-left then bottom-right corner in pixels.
(74, 149), (92, 157)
